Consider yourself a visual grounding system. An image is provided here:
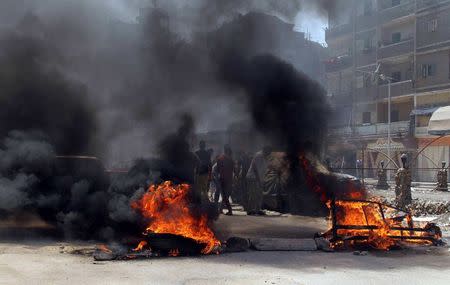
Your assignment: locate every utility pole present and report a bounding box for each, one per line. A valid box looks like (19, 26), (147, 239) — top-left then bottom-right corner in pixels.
(387, 77), (392, 180)
(356, 65), (393, 180)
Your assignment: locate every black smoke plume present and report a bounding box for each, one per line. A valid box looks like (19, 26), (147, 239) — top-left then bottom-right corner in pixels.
(0, 17), (98, 155)
(215, 53), (329, 157)
(157, 114), (198, 184)
(0, 0), (334, 239)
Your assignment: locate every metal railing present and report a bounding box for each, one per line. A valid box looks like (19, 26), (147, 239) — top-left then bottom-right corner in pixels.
(330, 167), (447, 183)
(329, 121), (410, 137)
(378, 38), (414, 59)
(325, 22), (353, 40)
(378, 80), (414, 99)
(379, 1), (415, 23)
(417, 0), (450, 11)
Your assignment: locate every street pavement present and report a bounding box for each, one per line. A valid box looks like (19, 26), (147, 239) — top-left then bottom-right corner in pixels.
(1, 212), (450, 285)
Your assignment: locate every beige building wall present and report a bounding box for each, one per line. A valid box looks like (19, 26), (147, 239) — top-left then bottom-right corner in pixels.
(416, 91), (450, 106)
(416, 50), (450, 88)
(354, 103), (377, 124)
(380, 21), (414, 45)
(415, 91), (450, 128)
(416, 6), (450, 48)
(377, 98), (413, 123)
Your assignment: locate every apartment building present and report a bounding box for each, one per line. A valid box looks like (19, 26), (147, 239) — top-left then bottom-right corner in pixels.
(326, 0), (450, 180)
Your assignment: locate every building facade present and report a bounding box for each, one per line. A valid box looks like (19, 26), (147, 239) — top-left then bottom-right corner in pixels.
(326, 0), (450, 180)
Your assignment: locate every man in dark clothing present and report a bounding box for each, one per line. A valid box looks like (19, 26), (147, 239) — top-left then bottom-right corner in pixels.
(194, 140), (212, 203)
(235, 151), (251, 207)
(216, 145), (234, 215)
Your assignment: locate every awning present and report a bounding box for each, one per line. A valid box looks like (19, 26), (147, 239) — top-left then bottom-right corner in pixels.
(428, 106), (450, 135)
(410, 107), (439, 116)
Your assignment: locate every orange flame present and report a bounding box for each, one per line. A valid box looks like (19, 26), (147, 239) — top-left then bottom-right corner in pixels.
(133, 241), (148, 252)
(131, 181), (221, 254)
(330, 200), (441, 249)
(333, 200), (396, 249)
(97, 244), (112, 253)
(299, 155), (440, 250)
(169, 248), (180, 257)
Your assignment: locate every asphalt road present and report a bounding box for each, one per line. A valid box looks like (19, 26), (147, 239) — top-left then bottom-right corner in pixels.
(0, 240), (449, 285)
(1, 214), (449, 285)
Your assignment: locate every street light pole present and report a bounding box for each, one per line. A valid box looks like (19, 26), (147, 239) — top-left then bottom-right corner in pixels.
(357, 66), (393, 180)
(387, 78), (391, 180)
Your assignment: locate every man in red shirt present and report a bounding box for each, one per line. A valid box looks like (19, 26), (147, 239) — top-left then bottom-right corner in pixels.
(216, 145), (234, 215)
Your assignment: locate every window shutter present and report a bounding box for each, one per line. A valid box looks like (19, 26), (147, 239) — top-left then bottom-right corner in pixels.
(427, 64), (437, 76)
(421, 64), (427, 78)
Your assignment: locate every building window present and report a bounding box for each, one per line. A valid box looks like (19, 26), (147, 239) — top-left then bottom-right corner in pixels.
(364, 0), (373, 15)
(391, 110), (399, 122)
(362, 39), (373, 54)
(363, 112), (371, 124)
(391, 32), (401, 44)
(421, 64), (437, 78)
(391, 71), (401, 82)
(392, 0), (401, 7)
(427, 19), (438, 32)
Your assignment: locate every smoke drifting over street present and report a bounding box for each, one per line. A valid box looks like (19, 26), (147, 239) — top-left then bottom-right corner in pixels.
(216, 54), (329, 156)
(0, 0), (332, 239)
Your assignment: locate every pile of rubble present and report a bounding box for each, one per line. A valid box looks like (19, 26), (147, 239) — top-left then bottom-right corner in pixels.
(377, 197), (450, 216)
(407, 200), (450, 216)
(367, 189), (450, 216)
(434, 213), (450, 231)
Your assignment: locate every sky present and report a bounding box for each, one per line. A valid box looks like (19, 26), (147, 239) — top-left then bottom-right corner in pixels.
(104, 0), (329, 45)
(294, 9), (328, 44)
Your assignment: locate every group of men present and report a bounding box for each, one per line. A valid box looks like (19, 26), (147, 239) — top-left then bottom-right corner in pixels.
(194, 140), (272, 216)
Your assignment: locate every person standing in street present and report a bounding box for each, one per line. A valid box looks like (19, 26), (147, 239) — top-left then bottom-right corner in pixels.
(216, 145), (234, 215)
(235, 151), (251, 209)
(246, 146), (272, 215)
(195, 140), (212, 203)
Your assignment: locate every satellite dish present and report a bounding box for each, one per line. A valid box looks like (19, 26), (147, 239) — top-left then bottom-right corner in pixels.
(371, 63), (381, 84)
(374, 63), (381, 75)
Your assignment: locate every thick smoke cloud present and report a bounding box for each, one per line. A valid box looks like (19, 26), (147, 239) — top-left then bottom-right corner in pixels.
(0, 131), (53, 211)
(0, 17), (97, 155)
(0, 0), (332, 239)
(0, 0), (333, 161)
(216, 54), (329, 156)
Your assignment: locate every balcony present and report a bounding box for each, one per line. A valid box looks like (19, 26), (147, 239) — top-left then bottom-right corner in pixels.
(329, 92), (353, 105)
(325, 22), (352, 41)
(378, 38), (413, 59)
(378, 80), (414, 99)
(415, 126), (429, 137)
(330, 121), (411, 137)
(354, 86), (378, 102)
(329, 126), (352, 137)
(356, 48), (377, 66)
(356, 13), (377, 32)
(379, 1), (415, 23)
(417, 0), (450, 11)
(354, 121), (410, 137)
(324, 54), (353, 73)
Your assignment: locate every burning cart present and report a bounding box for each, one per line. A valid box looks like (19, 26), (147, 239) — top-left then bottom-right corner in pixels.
(321, 199), (443, 250)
